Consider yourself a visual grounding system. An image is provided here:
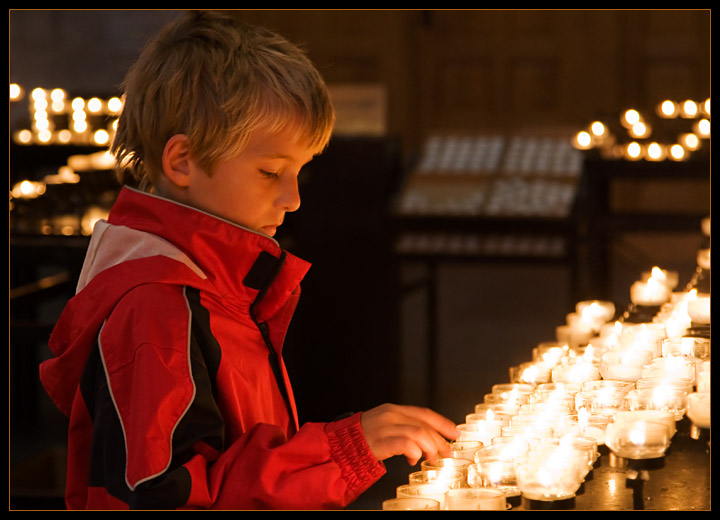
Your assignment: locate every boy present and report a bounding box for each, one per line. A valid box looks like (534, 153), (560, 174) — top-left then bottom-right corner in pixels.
(39, 10), (458, 510)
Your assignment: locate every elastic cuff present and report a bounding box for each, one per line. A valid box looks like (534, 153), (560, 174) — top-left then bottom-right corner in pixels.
(326, 412), (386, 496)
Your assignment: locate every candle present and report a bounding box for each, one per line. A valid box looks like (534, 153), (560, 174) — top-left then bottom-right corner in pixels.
(515, 443), (587, 501)
(686, 392), (710, 429)
(641, 266), (679, 291)
(605, 416), (671, 460)
(626, 386), (688, 421)
(449, 440), (483, 461)
(420, 457), (474, 486)
(630, 277), (671, 306)
(661, 337), (710, 359)
(687, 296), (710, 324)
(510, 361), (552, 385)
(641, 356), (696, 385)
(445, 487), (507, 510)
(575, 388), (629, 418)
(409, 469), (464, 489)
(457, 420), (503, 445)
(600, 349), (653, 382)
(697, 361), (710, 392)
(382, 497), (441, 510)
(396, 483), (448, 510)
(552, 361), (600, 384)
(576, 300), (616, 323)
(613, 409), (676, 439)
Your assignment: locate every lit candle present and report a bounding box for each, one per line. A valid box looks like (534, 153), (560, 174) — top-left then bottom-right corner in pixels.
(641, 266), (679, 291)
(687, 296), (710, 324)
(630, 277), (671, 306)
(686, 392), (710, 429)
(606, 415), (672, 460)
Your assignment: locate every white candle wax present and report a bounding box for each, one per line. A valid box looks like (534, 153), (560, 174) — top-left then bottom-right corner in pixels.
(687, 296), (710, 324)
(630, 278), (671, 306)
(641, 267), (679, 291)
(686, 392), (710, 429)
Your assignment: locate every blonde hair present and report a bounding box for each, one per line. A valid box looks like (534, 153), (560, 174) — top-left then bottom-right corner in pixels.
(112, 10), (335, 190)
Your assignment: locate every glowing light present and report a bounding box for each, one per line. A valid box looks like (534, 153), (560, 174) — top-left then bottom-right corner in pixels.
(630, 121), (649, 138)
(107, 97), (123, 113)
(31, 87), (47, 101)
(93, 129), (110, 145)
(71, 97), (85, 111)
(626, 142), (642, 160)
(629, 427), (645, 445)
(87, 97), (103, 113)
(622, 109), (641, 127)
(590, 121), (606, 136)
(680, 133), (700, 150)
(695, 119), (710, 137)
(681, 99), (698, 118)
(669, 144), (686, 161)
(574, 131), (593, 149)
(658, 100), (678, 118)
(10, 83), (23, 100)
(646, 142), (664, 161)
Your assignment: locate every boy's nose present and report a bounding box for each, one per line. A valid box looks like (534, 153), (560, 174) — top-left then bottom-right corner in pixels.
(278, 176), (301, 212)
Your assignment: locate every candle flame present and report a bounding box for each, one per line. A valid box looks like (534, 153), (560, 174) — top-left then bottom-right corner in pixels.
(650, 266), (666, 282)
(629, 427), (646, 445)
(487, 408), (495, 422)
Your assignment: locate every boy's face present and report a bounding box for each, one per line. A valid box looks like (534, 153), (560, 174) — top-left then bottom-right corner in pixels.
(172, 126), (320, 237)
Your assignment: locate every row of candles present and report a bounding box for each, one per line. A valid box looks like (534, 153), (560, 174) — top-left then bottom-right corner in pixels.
(383, 221), (710, 510)
(572, 98), (710, 162)
(10, 84), (121, 147)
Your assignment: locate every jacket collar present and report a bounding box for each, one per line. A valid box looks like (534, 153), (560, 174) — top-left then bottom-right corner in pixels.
(107, 187), (311, 319)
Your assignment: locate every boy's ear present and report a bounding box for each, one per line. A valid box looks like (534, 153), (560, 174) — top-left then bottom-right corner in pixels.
(162, 134), (193, 188)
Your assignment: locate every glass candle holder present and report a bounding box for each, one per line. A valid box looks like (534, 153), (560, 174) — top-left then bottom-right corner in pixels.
(466, 410), (510, 427)
(630, 278), (671, 306)
(382, 497), (441, 510)
(533, 342), (570, 369)
(641, 356), (696, 384)
(457, 421), (502, 445)
(661, 337), (710, 359)
(582, 379), (635, 393)
(640, 267), (679, 291)
(474, 402), (516, 419)
(697, 361), (710, 392)
(576, 300), (616, 324)
(450, 440), (483, 461)
(626, 387), (689, 421)
(605, 418), (671, 460)
(421, 457), (474, 483)
(600, 349), (653, 382)
(534, 382), (582, 399)
(471, 444), (528, 499)
(614, 409), (676, 435)
(510, 362), (552, 385)
(445, 487), (507, 510)
(686, 392), (710, 429)
(552, 362), (601, 385)
(574, 388), (629, 418)
(636, 376), (694, 395)
(515, 444), (587, 501)
(409, 469), (464, 489)
(467, 460), (520, 499)
(396, 483), (448, 510)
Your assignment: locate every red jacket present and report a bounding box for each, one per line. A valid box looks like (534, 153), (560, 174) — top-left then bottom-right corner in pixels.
(39, 187), (385, 510)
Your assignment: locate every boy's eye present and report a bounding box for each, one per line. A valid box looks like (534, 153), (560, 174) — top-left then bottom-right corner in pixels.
(260, 170), (280, 180)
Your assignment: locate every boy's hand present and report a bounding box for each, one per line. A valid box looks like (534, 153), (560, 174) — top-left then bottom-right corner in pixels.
(360, 404), (460, 466)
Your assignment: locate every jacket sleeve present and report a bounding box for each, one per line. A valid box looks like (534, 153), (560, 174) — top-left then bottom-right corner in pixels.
(90, 283), (385, 510)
